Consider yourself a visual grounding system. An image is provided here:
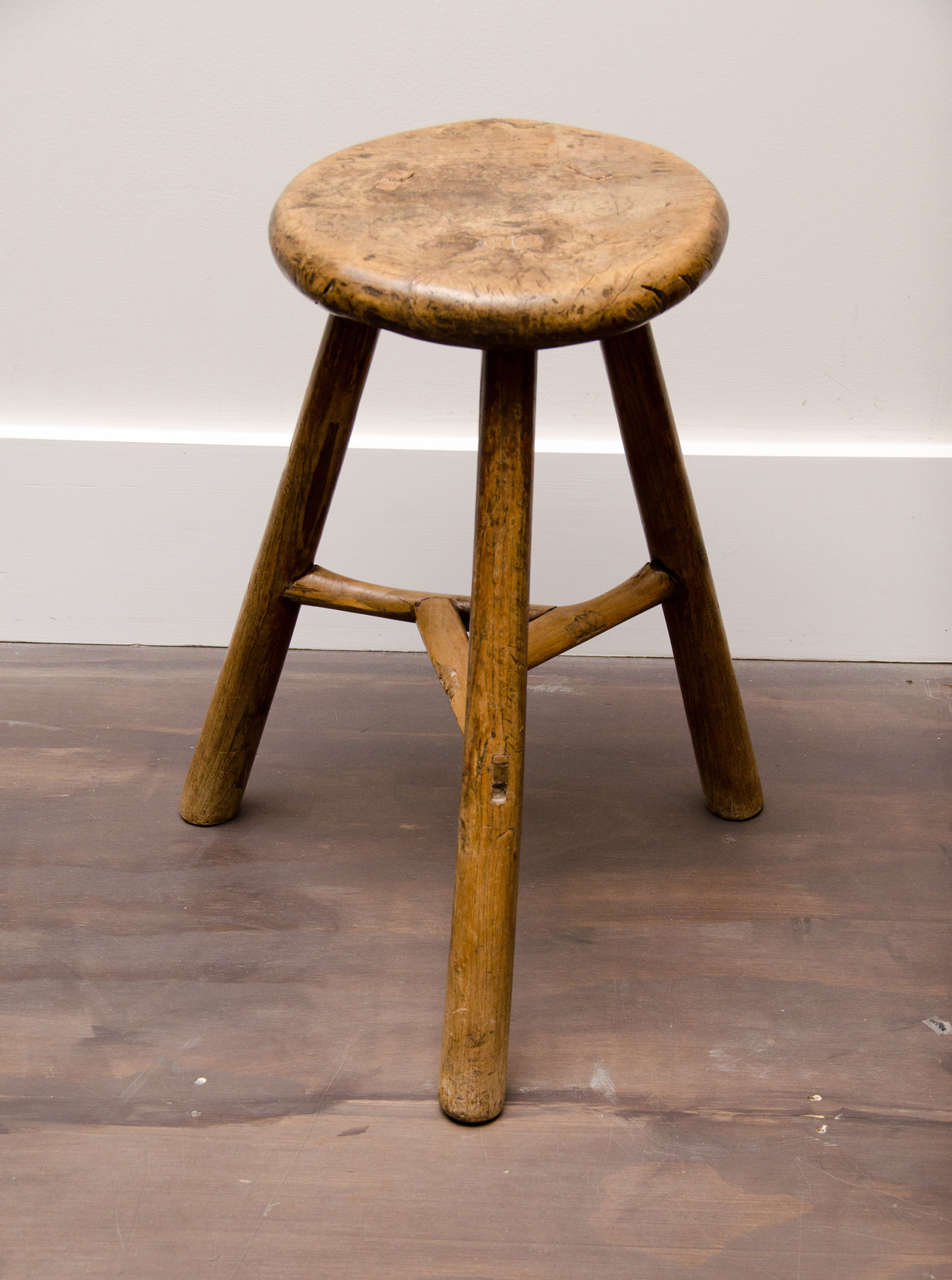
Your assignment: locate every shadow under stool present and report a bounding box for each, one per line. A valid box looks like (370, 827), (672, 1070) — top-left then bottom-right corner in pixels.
(179, 118), (763, 1124)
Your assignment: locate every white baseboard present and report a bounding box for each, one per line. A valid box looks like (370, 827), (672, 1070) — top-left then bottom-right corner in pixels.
(2, 436), (949, 661)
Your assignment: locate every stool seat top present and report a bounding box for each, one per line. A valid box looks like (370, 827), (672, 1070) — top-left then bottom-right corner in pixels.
(270, 119), (728, 349)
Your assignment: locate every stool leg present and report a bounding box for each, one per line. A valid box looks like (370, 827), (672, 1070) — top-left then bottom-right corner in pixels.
(439, 348), (536, 1123)
(602, 324), (763, 820)
(179, 316), (378, 826)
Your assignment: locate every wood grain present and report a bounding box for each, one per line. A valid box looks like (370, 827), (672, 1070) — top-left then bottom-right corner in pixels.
(270, 118), (728, 349)
(440, 348), (536, 1122)
(2, 645), (950, 1278)
(179, 315), (378, 826)
(526, 563), (673, 668)
(415, 596), (469, 731)
(283, 564), (553, 625)
(603, 323), (763, 820)
(4, 1104), (951, 1279)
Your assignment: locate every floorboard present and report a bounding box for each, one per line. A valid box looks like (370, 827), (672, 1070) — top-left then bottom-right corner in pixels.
(1, 646), (950, 1277)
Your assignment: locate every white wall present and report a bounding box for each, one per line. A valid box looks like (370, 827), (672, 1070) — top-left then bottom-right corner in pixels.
(2, 439), (948, 661)
(2, 0), (950, 658)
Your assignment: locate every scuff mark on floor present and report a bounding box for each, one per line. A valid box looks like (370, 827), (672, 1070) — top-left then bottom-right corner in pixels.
(922, 1016), (951, 1035)
(590, 1061), (618, 1102)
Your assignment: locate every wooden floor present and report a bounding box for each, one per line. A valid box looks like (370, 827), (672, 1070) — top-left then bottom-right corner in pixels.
(2, 644), (950, 1278)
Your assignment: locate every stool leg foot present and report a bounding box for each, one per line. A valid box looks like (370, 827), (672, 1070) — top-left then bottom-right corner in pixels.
(602, 324), (763, 821)
(179, 316), (378, 826)
(439, 348), (536, 1123)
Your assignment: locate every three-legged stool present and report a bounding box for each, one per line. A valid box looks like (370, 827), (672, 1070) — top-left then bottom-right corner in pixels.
(180, 119), (763, 1123)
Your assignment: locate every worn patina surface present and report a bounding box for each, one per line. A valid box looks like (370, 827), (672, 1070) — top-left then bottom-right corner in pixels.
(270, 118), (728, 348)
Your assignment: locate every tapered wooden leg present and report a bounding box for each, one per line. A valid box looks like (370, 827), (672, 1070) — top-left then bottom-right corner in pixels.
(439, 348), (536, 1123)
(602, 324), (763, 820)
(179, 316), (378, 826)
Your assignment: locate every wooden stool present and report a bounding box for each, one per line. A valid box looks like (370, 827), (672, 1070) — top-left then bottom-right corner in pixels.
(180, 119), (763, 1124)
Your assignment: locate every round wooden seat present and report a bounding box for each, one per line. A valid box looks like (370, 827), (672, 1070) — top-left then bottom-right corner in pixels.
(269, 118), (728, 349)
